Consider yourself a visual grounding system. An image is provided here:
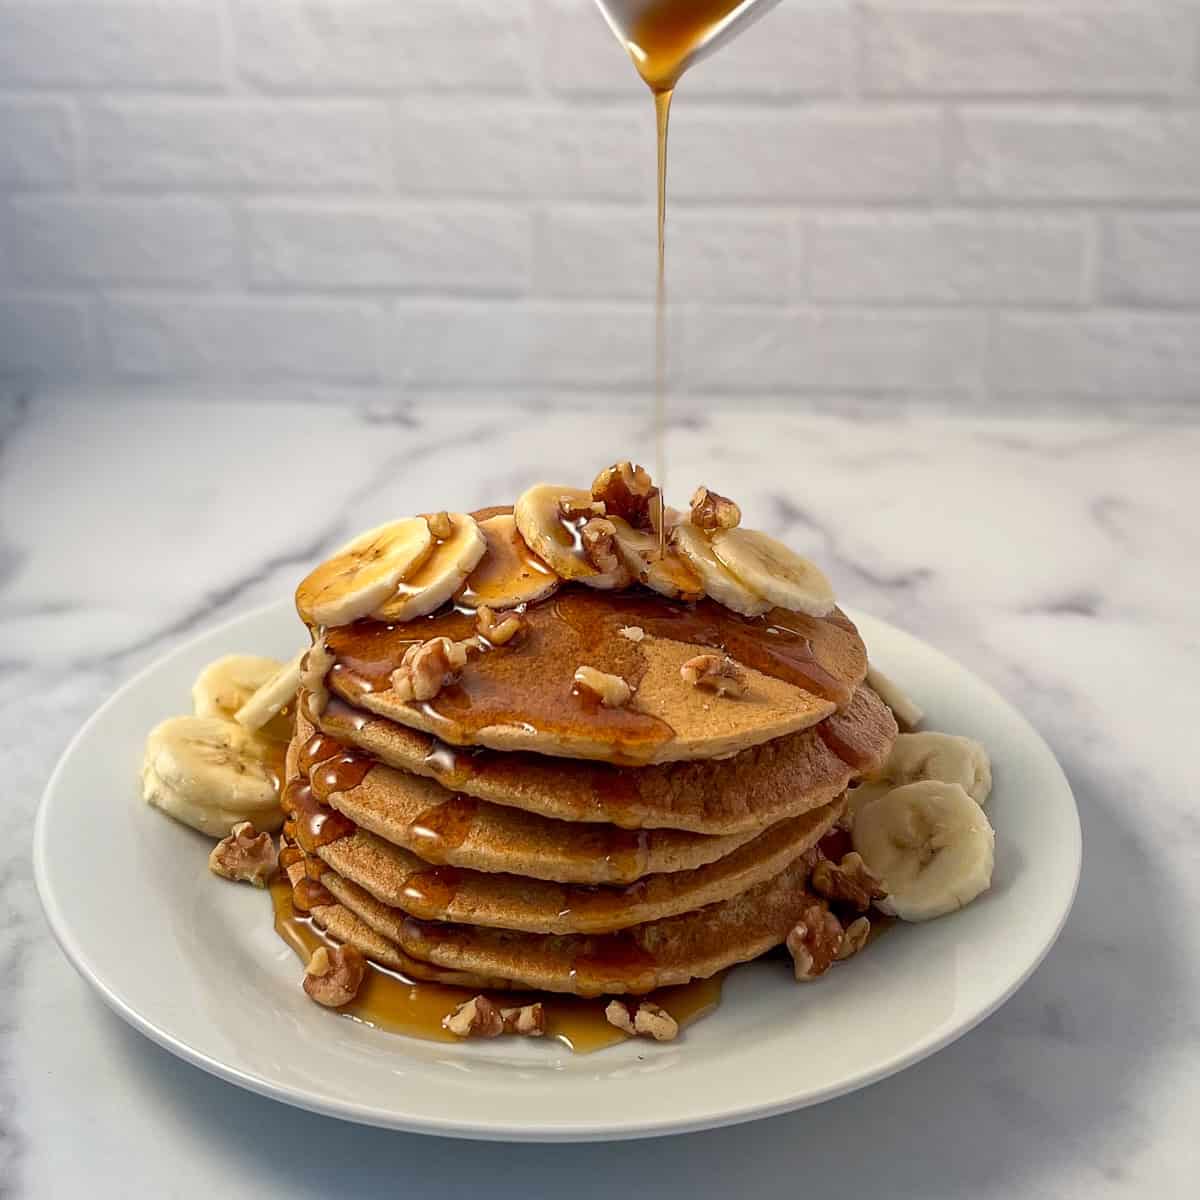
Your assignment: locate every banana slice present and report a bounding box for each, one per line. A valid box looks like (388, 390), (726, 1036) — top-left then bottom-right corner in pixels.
(193, 655), (283, 721)
(845, 730), (992, 828)
(456, 513), (560, 609)
(853, 780), (995, 921)
(372, 512), (487, 621)
(609, 516), (704, 601)
(710, 527), (834, 617)
(142, 715), (283, 837)
(671, 522), (771, 616)
(513, 484), (630, 588)
(233, 650), (304, 734)
(295, 518), (435, 627)
(866, 665), (924, 730)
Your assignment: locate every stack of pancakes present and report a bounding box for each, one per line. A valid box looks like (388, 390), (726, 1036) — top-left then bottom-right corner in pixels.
(280, 588), (897, 996)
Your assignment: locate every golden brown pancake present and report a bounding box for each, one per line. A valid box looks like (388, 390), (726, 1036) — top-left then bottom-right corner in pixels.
(281, 856), (510, 989)
(291, 712), (766, 884)
(392, 854), (821, 996)
(311, 684), (896, 835)
(312, 796), (842, 935)
(320, 592), (867, 764)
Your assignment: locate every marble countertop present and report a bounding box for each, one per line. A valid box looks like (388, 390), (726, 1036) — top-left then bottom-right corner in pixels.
(2, 390), (1197, 1197)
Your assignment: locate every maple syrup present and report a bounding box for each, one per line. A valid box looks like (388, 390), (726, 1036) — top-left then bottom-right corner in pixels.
(269, 874), (723, 1053)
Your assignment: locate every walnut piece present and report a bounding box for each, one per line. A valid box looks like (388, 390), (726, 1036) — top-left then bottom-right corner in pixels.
(427, 510), (454, 540)
(559, 495), (606, 521)
(303, 944), (366, 1008)
(443, 995), (505, 1038)
(689, 486), (742, 533)
(837, 916), (871, 961)
(208, 821), (277, 887)
(580, 517), (622, 575)
(476, 604), (524, 646)
(618, 625), (645, 643)
(810, 852), (888, 913)
(786, 902), (845, 981)
(680, 653), (747, 697)
(391, 636), (470, 702)
(574, 665), (632, 708)
(591, 461), (659, 532)
(500, 1002), (546, 1037)
(604, 999), (679, 1041)
(300, 639), (336, 718)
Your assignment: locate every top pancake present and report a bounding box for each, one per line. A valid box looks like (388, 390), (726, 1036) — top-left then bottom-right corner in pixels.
(320, 589), (868, 765)
(311, 683), (897, 835)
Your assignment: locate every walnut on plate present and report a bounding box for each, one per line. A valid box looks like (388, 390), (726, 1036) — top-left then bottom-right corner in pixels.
(208, 821), (277, 887)
(303, 944), (366, 1008)
(573, 665), (632, 708)
(680, 653), (747, 697)
(391, 636), (470, 702)
(689, 486), (741, 533)
(837, 916), (871, 961)
(591, 461), (659, 532)
(810, 852), (888, 912)
(443, 995), (505, 1038)
(500, 1002), (546, 1037)
(604, 999), (679, 1042)
(786, 901), (845, 982)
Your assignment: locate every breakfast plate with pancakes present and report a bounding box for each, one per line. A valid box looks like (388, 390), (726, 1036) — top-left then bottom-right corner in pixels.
(34, 467), (1080, 1141)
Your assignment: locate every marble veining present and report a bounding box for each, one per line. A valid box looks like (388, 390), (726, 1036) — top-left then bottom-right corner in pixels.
(2, 392), (1198, 1197)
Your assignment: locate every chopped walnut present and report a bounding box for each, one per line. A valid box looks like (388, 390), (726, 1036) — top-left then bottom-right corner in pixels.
(427, 510), (454, 540)
(208, 821), (277, 887)
(837, 916), (871, 961)
(580, 517), (621, 575)
(443, 995), (505, 1038)
(604, 999), (679, 1041)
(689, 486), (742, 533)
(810, 852), (888, 913)
(476, 604), (525, 646)
(559, 495), (606, 521)
(300, 638), (336, 717)
(303, 944), (366, 1008)
(500, 1002), (546, 1037)
(786, 902), (845, 982)
(680, 653), (747, 697)
(591, 461), (659, 532)
(391, 636), (470, 702)
(574, 665), (632, 708)
(619, 625), (645, 643)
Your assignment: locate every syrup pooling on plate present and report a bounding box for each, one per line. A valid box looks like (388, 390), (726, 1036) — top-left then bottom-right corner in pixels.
(270, 874), (724, 1052)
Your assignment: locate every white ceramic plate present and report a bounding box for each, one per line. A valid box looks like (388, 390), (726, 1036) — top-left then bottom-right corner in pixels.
(34, 602), (1080, 1142)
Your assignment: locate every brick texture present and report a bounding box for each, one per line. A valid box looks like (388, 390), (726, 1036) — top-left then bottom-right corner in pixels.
(0, 0), (1198, 405)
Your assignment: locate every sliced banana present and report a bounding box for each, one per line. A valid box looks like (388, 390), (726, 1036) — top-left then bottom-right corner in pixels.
(866, 665), (924, 730)
(710, 527), (834, 617)
(142, 715), (283, 837)
(513, 484), (629, 588)
(853, 780), (995, 922)
(609, 516), (704, 601)
(671, 522), (771, 616)
(295, 518), (435, 627)
(371, 512), (487, 622)
(456, 513), (559, 610)
(233, 650), (303, 734)
(845, 730), (992, 828)
(193, 655), (283, 721)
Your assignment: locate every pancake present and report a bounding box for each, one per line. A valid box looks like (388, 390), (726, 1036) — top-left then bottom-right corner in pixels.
(281, 856), (510, 989)
(321, 592), (867, 764)
(312, 796), (842, 935)
(392, 854), (821, 996)
(291, 712), (765, 884)
(312, 683), (896, 835)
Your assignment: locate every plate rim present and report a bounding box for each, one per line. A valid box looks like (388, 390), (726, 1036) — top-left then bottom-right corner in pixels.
(33, 599), (1082, 1142)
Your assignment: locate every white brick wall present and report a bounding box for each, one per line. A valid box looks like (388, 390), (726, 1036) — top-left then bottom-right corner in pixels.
(2, 0), (1199, 410)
